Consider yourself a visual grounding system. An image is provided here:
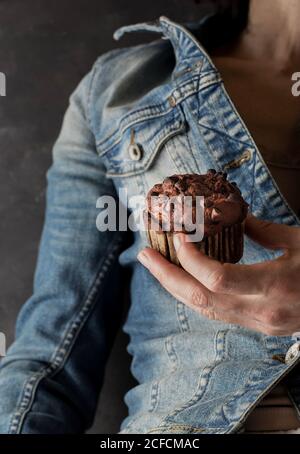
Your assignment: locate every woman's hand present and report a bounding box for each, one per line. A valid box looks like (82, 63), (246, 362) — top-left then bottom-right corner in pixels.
(137, 215), (300, 336)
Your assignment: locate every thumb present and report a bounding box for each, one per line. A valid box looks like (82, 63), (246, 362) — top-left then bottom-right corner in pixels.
(245, 214), (300, 250)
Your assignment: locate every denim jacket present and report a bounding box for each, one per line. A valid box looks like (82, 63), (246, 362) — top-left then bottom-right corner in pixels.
(0, 14), (300, 434)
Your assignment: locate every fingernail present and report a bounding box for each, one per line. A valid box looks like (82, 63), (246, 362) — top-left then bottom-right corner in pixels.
(137, 250), (150, 268)
(173, 234), (181, 252)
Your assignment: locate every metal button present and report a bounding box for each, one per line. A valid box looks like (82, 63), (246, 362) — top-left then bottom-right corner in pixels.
(285, 342), (300, 365)
(128, 143), (143, 161)
(193, 60), (203, 69)
(292, 332), (300, 342)
(168, 95), (176, 108)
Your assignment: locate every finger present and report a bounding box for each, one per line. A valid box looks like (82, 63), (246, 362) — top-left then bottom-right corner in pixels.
(245, 213), (300, 250)
(172, 233), (280, 295)
(197, 304), (281, 336)
(137, 247), (211, 304)
(137, 248), (276, 334)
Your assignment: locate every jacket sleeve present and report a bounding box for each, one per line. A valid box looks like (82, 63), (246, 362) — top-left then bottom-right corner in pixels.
(0, 62), (129, 434)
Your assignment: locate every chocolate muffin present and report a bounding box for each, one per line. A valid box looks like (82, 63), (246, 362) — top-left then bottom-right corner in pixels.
(144, 170), (248, 264)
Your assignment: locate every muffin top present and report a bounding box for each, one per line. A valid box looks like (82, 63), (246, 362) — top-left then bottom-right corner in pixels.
(145, 170), (249, 236)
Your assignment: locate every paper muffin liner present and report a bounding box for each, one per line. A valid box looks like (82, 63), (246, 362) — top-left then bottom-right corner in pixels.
(146, 220), (245, 265)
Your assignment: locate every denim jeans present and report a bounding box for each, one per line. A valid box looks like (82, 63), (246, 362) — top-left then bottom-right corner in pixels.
(0, 14), (300, 434)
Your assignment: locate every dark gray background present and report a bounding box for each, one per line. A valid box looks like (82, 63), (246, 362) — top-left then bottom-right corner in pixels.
(0, 0), (214, 433)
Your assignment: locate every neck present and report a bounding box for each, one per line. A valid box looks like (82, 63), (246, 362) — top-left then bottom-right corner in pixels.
(238, 0), (300, 69)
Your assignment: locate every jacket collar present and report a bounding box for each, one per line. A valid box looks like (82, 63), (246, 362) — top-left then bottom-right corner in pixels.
(113, 15), (218, 75)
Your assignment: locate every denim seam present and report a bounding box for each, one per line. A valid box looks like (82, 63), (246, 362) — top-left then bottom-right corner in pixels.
(96, 107), (177, 151)
(96, 77), (220, 152)
(87, 48), (132, 136)
(182, 119), (202, 174)
(149, 381), (159, 413)
(211, 82), (252, 147)
(104, 119), (187, 178)
(164, 364), (216, 420)
(164, 336), (179, 371)
(137, 172), (148, 205)
(221, 361), (294, 431)
(250, 151), (258, 211)
(226, 360), (300, 434)
(196, 122), (252, 176)
(197, 121), (253, 150)
(215, 329), (228, 362)
(158, 16), (217, 71)
(86, 55), (106, 135)
(158, 362), (282, 434)
(222, 363), (273, 412)
(122, 365), (212, 433)
(7, 235), (124, 434)
(176, 302), (190, 333)
(254, 155), (300, 225)
(198, 79), (299, 225)
(98, 73), (199, 140)
(166, 101), (201, 174)
(251, 151), (292, 222)
(165, 134), (190, 174)
(217, 71), (300, 226)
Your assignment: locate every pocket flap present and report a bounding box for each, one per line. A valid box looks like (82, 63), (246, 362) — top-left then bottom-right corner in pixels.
(96, 105), (187, 177)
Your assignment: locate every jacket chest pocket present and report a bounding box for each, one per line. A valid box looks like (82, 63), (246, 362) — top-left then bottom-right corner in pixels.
(95, 105), (193, 200)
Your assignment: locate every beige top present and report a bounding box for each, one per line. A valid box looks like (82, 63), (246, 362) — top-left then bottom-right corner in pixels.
(268, 164), (300, 218)
(244, 161), (300, 433)
(244, 382), (300, 432)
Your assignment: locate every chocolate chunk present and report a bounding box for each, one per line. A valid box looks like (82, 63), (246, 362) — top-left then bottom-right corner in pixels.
(145, 171), (248, 237)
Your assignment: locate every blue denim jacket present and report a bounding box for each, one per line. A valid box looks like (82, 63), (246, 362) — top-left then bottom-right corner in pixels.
(1, 14), (300, 434)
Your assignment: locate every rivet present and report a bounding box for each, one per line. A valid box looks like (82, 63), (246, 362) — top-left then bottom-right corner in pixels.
(194, 61), (203, 69)
(168, 95), (176, 108)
